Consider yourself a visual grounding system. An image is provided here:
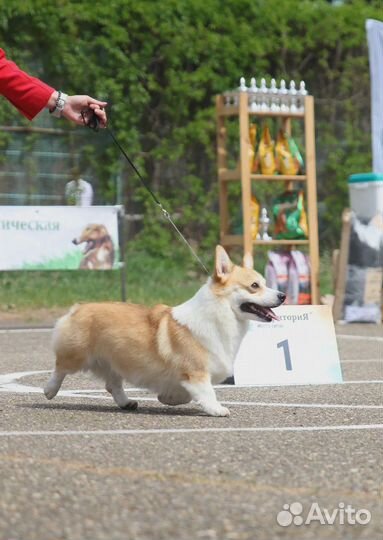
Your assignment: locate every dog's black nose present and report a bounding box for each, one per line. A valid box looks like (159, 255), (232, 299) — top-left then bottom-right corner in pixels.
(278, 292), (286, 303)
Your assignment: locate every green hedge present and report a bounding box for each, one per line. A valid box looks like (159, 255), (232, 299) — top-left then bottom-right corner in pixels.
(0, 0), (381, 257)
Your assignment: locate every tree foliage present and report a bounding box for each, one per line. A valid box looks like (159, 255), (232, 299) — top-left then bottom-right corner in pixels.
(0, 0), (381, 257)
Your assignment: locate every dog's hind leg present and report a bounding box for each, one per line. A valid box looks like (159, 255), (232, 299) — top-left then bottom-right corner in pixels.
(105, 371), (138, 411)
(180, 375), (230, 417)
(44, 369), (66, 400)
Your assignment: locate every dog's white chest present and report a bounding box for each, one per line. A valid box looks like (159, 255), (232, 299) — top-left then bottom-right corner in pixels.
(172, 284), (248, 383)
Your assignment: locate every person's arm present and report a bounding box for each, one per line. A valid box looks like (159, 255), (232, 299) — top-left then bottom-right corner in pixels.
(0, 48), (54, 120)
(0, 48), (107, 126)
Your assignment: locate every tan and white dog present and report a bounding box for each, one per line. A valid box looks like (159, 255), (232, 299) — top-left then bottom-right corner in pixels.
(44, 246), (285, 416)
(73, 224), (114, 270)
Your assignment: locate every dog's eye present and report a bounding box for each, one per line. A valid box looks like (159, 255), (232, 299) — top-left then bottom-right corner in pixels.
(251, 282), (259, 289)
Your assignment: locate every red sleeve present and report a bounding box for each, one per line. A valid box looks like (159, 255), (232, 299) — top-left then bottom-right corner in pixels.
(0, 48), (55, 120)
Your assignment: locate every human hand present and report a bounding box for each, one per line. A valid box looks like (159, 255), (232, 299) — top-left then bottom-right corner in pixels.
(47, 91), (107, 127)
(63, 95), (107, 128)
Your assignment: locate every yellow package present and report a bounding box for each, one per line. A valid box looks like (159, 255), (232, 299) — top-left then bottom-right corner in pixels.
(275, 130), (299, 175)
(258, 125), (276, 175)
(250, 194), (260, 240)
(249, 124), (258, 173)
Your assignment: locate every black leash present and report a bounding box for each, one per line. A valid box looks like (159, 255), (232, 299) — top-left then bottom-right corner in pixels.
(81, 108), (209, 275)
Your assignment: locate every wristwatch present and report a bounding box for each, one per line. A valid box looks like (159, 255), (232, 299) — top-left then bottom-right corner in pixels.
(49, 91), (68, 118)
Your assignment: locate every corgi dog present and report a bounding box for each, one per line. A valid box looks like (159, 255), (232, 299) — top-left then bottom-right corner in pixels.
(44, 246), (285, 416)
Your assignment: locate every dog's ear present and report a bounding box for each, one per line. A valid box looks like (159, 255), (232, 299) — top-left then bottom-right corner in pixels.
(214, 245), (233, 283)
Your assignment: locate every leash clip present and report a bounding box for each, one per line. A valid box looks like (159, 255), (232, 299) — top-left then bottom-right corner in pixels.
(159, 204), (170, 220)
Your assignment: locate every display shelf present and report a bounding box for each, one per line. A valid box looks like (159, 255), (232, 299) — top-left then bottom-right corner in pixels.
(218, 105), (305, 119)
(219, 170), (307, 182)
(221, 235), (309, 247)
(251, 174), (307, 182)
(216, 90), (320, 303)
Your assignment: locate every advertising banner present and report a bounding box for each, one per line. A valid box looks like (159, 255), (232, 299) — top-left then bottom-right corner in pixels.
(0, 206), (120, 270)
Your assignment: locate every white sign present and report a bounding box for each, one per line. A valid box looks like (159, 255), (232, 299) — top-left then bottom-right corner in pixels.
(0, 206), (120, 270)
(234, 305), (343, 386)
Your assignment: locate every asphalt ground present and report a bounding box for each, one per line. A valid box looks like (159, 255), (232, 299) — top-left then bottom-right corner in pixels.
(0, 323), (382, 540)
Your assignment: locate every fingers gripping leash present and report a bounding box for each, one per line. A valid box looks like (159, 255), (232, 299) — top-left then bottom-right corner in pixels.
(81, 107), (100, 131)
(81, 108), (209, 275)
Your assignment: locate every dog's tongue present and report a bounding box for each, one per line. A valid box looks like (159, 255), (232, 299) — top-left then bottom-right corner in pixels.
(265, 308), (280, 321)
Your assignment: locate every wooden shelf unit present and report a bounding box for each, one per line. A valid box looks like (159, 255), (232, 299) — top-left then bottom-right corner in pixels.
(216, 91), (320, 304)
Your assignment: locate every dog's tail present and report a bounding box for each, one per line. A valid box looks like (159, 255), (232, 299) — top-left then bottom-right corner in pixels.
(52, 304), (81, 352)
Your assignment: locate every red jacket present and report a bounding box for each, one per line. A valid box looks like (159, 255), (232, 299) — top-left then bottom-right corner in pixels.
(0, 48), (55, 120)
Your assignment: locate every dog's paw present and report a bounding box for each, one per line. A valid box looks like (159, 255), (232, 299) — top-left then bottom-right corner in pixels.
(206, 405), (230, 417)
(43, 385), (57, 400)
(120, 400), (138, 411)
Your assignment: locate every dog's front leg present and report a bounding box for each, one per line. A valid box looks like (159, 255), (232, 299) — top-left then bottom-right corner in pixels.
(181, 376), (229, 417)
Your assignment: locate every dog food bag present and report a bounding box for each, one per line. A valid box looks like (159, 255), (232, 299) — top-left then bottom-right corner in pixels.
(257, 125), (276, 175)
(275, 130), (297, 175)
(250, 194), (260, 240)
(288, 135), (304, 172)
(287, 250), (311, 304)
(275, 130), (303, 175)
(265, 251), (290, 296)
(272, 189), (308, 239)
(249, 124), (258, 173)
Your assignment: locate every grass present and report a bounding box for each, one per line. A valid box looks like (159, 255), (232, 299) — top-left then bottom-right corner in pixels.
(0, 249), (333, 311)
(0, 250), (207, 310)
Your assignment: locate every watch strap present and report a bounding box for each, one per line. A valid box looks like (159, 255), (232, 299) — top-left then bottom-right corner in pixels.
(49, 91), (68, 118)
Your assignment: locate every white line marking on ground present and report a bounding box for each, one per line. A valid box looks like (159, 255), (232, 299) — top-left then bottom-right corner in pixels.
(0, 425), (382, 437)
(1, 371), (381, 410)
(341, 359), (383, 364)
(217, 381), (383, 387)
(0, 327), (52, 334)
(337, 334), (383, 342)
(336, 380), (383, 384)
(218, 401), (383, 410)
(3, 386), (381, 410)
(103, 380), (383, 389)
(50, 394), (382, 410)
(113, 397), (383, 410)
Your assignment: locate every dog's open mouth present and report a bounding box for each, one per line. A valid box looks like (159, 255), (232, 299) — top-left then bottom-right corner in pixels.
(72, 238), (96, 253)
(240, 302), (280, 322)
(84, 240), (96, 253)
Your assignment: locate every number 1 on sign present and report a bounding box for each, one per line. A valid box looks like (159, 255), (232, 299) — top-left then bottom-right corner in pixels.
(277, 339), (293, 371)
